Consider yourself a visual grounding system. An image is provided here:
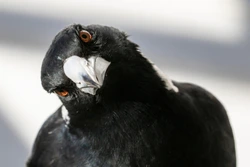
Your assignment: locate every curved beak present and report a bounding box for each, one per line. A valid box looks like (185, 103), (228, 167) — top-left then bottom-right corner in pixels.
(63, 55), (110, 95)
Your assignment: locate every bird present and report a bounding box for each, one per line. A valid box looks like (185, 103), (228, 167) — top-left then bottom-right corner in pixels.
(27, 24), (236, 167)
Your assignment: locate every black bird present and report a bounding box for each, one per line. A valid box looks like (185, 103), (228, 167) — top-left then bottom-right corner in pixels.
(27, 24), (236, 167)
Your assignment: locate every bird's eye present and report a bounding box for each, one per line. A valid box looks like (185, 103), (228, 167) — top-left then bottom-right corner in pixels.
(55, 89), (69, 97)
(80, 30), (92, 43)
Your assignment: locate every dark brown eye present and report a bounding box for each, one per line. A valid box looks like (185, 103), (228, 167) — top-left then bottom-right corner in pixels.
(80, 30), (92, 43)
(55, 89), (69, 97)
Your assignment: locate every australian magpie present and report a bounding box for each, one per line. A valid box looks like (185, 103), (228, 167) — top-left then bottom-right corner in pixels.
(27, 24), (236, 167)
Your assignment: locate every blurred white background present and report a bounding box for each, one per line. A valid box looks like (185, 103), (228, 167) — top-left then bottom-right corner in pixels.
(0, 0), (249, 166)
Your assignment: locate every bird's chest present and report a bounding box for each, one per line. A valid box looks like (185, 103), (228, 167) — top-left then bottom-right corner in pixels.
(41, 127), (141, 167)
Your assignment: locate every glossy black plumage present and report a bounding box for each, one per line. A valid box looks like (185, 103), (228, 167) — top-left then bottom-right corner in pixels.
(27, 24), (236, 167)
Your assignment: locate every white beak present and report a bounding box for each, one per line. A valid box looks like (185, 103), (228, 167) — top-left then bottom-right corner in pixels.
(63, 55), (111, 95)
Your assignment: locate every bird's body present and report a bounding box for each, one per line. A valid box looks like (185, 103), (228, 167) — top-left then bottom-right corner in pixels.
(27, 24), (236, 167)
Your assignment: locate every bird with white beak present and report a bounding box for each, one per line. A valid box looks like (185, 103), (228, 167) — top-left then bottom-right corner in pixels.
(27, 24), (236, 167)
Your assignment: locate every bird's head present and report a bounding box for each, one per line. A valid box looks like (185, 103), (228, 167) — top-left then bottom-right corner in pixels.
(41, 24), (177, 122)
